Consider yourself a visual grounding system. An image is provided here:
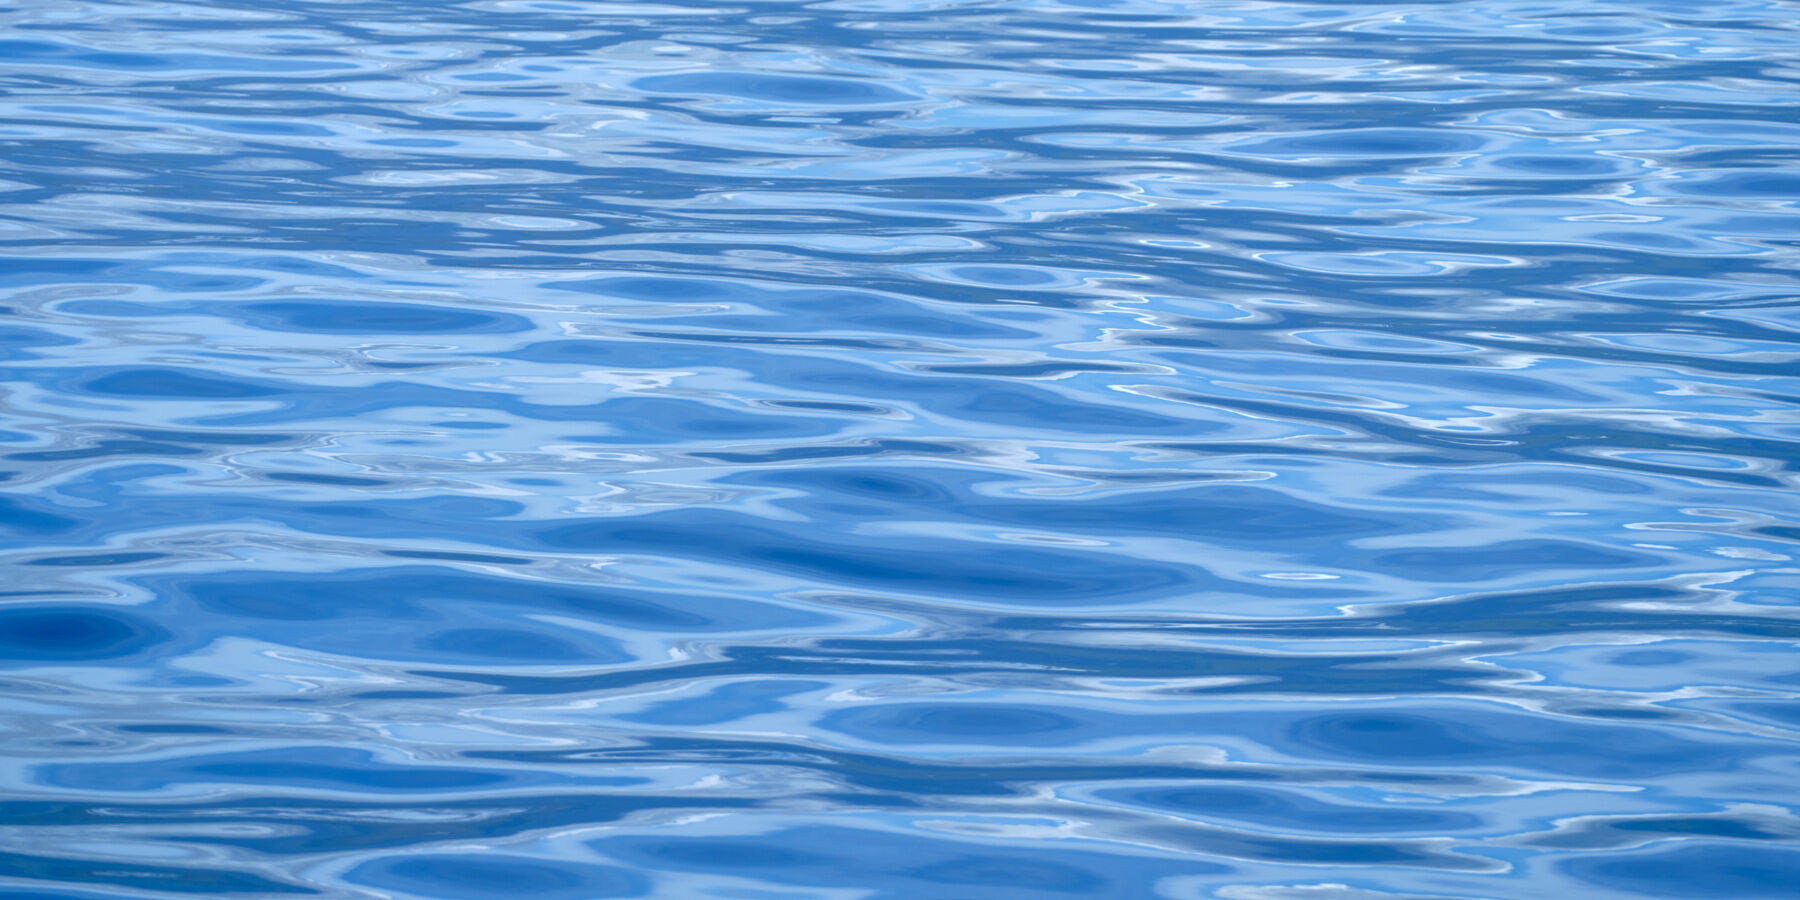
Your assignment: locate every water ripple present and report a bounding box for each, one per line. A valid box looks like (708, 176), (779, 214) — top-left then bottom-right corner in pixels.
(3, 0), (1799, 897)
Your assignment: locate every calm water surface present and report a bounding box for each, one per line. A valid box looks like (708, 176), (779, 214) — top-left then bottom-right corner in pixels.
(3, 0), (1800, 897)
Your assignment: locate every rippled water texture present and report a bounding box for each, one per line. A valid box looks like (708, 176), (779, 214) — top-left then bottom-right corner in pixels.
(3, 0), (1800, 896)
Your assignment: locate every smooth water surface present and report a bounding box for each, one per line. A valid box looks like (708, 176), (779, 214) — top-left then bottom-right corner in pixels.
(3, 0), (1800, 897)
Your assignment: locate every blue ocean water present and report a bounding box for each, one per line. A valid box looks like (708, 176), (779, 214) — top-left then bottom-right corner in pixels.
(2, 0), (1799, 896)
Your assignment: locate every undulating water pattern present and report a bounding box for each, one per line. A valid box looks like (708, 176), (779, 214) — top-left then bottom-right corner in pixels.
(3, 0), (1799, 897)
